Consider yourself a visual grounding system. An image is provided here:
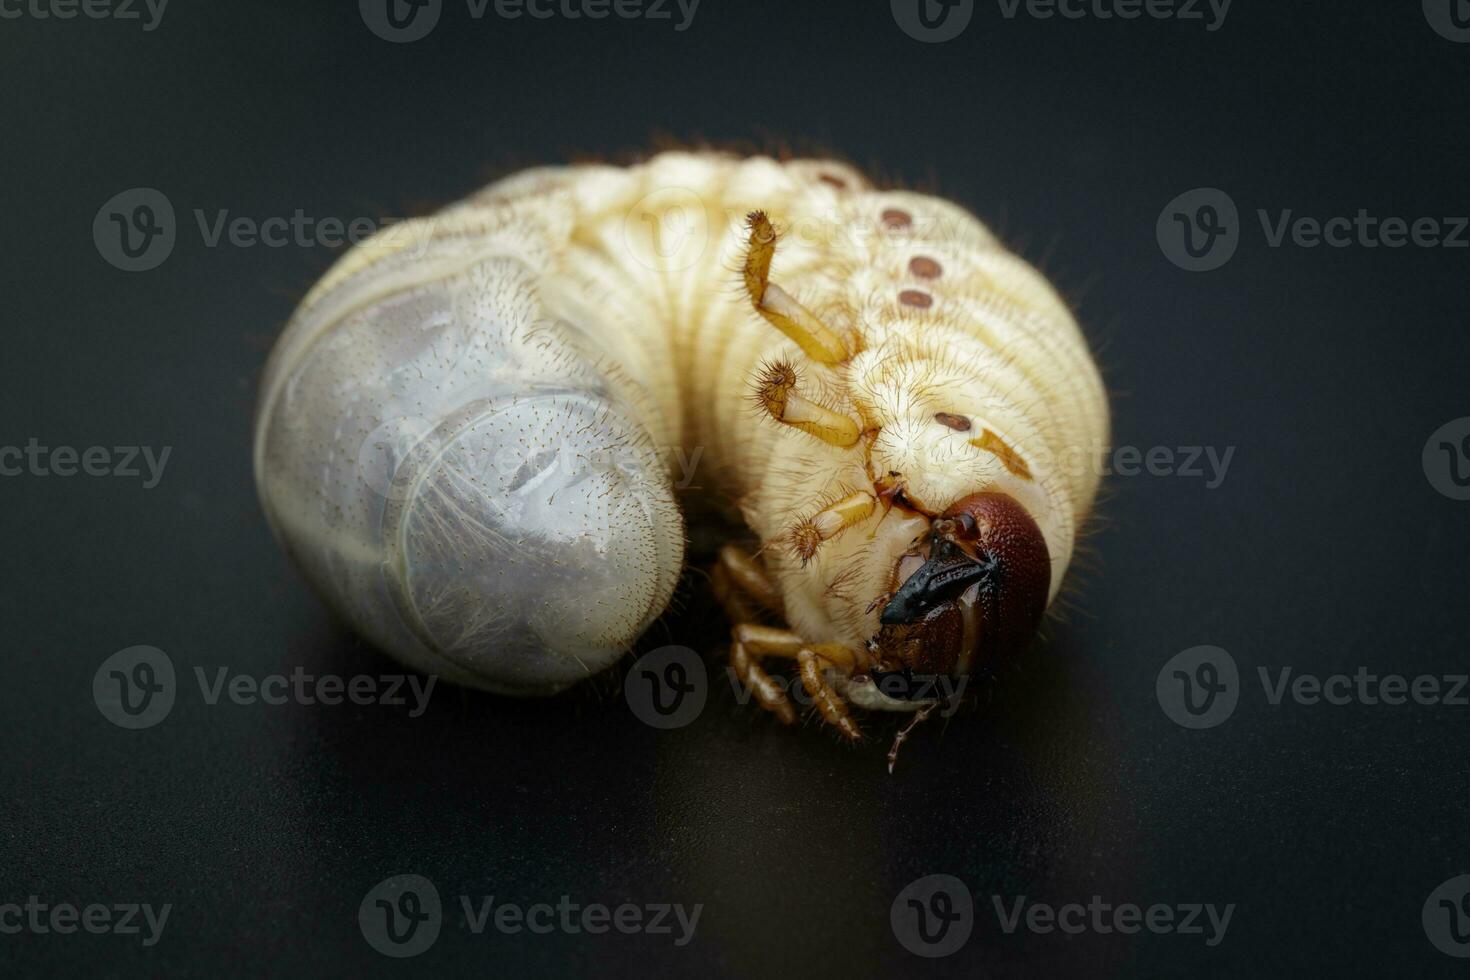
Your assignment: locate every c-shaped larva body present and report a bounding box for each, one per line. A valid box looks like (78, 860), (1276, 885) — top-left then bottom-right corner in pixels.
(253, 152), (1109, 710)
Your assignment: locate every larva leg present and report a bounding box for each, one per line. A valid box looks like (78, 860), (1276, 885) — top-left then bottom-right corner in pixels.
(742, 211), (850, 364)
(753, 361), (861, 449)
(715, 544), (784, 617)
(717, 557), (865, 734)
(732, 625), (864, 672)
(729, 625), (866, 739)
(788, 490), (877, 564)
(798, 649), (862, 742)
(716, 559), (800, 727)
(711, 563), (757, 624)
(729, 631), (797, 726)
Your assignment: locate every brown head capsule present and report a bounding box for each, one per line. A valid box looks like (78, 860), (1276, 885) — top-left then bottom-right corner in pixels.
(869, 493), (1050, 684)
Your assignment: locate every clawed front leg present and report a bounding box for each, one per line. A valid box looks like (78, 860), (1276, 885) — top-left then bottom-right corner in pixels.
(715, 545), (869, 740)
(730, 624), (866, 742)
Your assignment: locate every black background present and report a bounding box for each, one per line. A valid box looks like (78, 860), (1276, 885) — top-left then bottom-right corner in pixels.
(3, 1), (1469, 976)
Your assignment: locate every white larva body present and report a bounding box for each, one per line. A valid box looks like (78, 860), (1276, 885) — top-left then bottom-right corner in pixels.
(253, 152), (1108, 697)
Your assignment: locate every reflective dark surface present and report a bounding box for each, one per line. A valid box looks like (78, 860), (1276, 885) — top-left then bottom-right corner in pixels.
(3, 2), (1470, 976)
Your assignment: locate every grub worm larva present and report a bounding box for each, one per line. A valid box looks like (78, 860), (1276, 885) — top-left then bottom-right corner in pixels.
(253, 152), (1109, 746)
